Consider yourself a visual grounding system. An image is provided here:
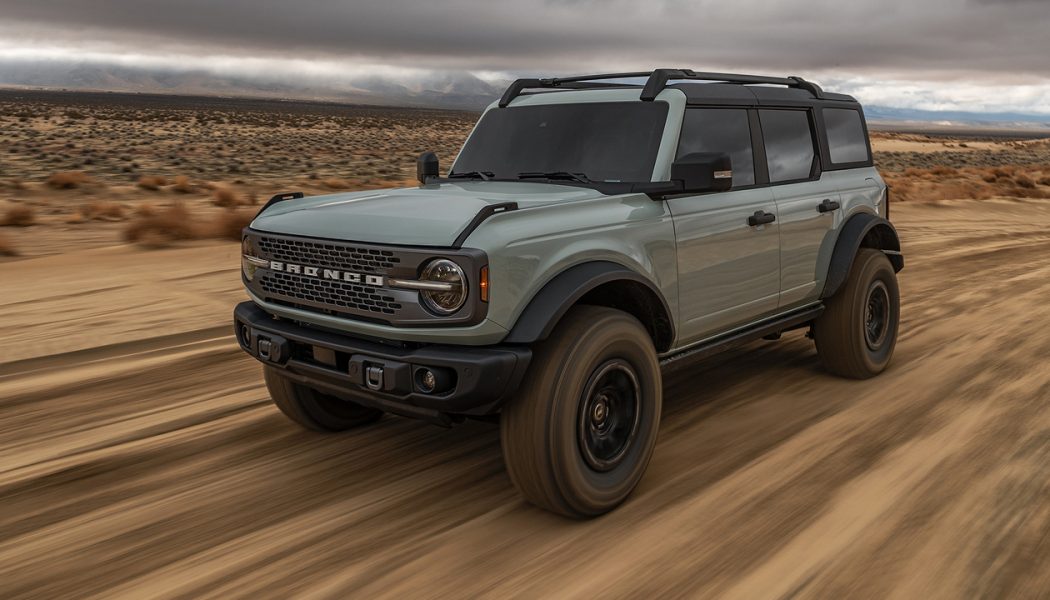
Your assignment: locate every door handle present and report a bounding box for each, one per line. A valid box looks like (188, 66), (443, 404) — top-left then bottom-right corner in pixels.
(817, 199), (841, 213)
(748, 210), (776, 227)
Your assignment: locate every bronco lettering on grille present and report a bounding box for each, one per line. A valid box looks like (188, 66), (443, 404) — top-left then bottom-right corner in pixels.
(268, 261), (385, 287)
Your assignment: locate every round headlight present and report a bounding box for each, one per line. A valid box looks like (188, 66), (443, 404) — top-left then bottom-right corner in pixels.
(420, 259), (467, 314)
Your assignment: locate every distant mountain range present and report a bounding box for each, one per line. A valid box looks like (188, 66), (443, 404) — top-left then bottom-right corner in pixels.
(2, 60), (1049, 129)
(0, 60), (505, 110)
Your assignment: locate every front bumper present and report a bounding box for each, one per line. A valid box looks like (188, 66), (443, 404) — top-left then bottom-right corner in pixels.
(234, 302), (531, 424)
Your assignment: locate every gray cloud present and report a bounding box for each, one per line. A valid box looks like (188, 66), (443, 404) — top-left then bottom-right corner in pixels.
(1, 0), (1049, 78)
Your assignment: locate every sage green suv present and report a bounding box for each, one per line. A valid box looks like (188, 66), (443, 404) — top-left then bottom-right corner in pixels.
(235, 69), (903, 518)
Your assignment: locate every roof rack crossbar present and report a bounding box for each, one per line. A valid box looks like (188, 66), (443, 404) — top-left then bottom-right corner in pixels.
(498, 68), (824, 107)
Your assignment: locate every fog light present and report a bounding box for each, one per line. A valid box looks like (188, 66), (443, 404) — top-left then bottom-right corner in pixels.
(419, 369), (437, 393)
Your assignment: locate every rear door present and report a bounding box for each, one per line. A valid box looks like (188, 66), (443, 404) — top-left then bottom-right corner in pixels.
(758, 108), (840, 308)
(667, 108), (780, 346)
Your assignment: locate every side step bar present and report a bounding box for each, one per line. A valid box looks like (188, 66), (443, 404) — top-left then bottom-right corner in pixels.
(659, 305), (824, 368)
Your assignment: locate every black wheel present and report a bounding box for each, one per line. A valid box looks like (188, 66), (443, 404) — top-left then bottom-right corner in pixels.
(813, 248), (900, 378)
(264, 366), (383, 432)
(500, 306), (662, 518)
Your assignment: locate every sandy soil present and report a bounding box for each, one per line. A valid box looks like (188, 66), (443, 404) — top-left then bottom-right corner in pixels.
(3, 198), (1050, 599)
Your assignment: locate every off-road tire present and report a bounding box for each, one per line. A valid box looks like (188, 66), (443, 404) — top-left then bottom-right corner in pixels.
(814, 248), (900, 378)
(500, 306), (662, 518)
(264, 366), (383, 431)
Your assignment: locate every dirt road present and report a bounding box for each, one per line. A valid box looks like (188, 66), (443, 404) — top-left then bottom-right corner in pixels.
(2, 199), (1049, 599)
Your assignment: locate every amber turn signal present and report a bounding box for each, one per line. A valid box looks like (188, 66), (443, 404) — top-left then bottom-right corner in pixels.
(479, 265), (489, 302)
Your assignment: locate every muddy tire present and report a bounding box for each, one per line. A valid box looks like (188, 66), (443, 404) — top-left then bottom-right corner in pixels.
(500, 306), (662, 518)
(264, 366), (383, 431)
(814, 248), (900, 379)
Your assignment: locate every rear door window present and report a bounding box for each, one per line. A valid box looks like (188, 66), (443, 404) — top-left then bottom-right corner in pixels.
(759, 110), (816, 183)
(823, 108), (870, 164)
(676, 108), (756, 187)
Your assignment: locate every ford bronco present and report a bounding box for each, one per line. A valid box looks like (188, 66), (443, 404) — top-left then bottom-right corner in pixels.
(234, 69), (903, 518)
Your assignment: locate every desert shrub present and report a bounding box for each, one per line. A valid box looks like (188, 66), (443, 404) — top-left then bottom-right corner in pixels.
(123, 203), (199, 247)
(171, 175), (194, 193)
(82, 201), (127, 221)
(211, 187), (241, 208)
(1, 205), (36, 227)
(1038, 176), (1050, 186)
(0, 232), (17, 256)
(992, 166), (1016, 178)
(980, 171), (998, 183)
(137, 175), (169, 190)
(930, 166), (958, 177)
(46, 171), (93, 189)
(211, 209), (255, 241)
(1015, 174), (1036, 189)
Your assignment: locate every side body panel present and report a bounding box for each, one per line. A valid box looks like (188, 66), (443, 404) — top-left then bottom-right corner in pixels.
(665, 188), (780, 345)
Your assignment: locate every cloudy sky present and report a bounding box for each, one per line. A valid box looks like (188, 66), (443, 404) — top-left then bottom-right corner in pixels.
(2, 0), (1050, 113)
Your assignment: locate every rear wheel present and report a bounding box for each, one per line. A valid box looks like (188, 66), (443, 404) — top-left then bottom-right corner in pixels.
(500, 306), (662, 518)
(264, 366), (383, 431)
(814, 248), (900, 378)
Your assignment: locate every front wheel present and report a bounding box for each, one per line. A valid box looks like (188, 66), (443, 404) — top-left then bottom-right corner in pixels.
(500, 306), (662, 518)
(813, 248), (900, 378)
(264, 366), (383, 431)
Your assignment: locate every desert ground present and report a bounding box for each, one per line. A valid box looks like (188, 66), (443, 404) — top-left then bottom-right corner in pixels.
(2, 90), (1050, 599)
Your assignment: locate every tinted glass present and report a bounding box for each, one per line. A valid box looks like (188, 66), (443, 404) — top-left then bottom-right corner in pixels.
(759, 110), (816, 183)
(453, 102), (668, 182)
(676, 109), (755, 187)
(824, 108), (869, 164)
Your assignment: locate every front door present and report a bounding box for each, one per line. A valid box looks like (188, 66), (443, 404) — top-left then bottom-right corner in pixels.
(667, 108), (781, 346)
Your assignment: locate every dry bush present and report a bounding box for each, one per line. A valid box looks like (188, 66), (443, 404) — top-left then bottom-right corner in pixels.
(991, 166), (1016, 178)
(930, 166), (958, 177)
(46, 171), (93, 189)
(980, 171), (998, 184)
(123, 203), (200, 247)
(171, 175), (194, 193)
(2, 205), (36, 227)
(1014, 174), (1036, 189)
(322, 178), (353, 190)
(81, 201), (127, 222)
(1038, 176), (1050, 186)
(211, 187), (241, 208)
(0, 232), (17, 256)
(211, 209), (255, 241)
(137, 175), (169, 190)
(1008, 186), (1050, 199)
(903, 167), (930, 179)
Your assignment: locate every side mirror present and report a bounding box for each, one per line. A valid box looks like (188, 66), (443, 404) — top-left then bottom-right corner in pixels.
(417, 152), (439, 185)
(671, 152), (733, 193)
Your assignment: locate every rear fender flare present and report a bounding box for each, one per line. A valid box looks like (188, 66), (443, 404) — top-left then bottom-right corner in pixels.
(822, 213), (903, 298)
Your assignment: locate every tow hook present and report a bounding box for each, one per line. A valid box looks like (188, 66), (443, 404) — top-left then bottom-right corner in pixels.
(365, 365), (385, 391)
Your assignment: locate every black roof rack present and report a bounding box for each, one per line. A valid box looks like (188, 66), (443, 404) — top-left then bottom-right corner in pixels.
(498, 68), (824, 107)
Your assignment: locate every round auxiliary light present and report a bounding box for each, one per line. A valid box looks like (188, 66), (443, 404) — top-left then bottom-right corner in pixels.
(420, 259), (467, 314)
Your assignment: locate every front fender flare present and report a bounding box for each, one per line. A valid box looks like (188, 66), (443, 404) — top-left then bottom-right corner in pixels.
(504, 261), (673, 347)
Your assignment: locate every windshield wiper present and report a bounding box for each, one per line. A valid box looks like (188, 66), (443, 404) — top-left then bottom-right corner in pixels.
(517, 171), (592, 183)
(447, 170), (494, 181)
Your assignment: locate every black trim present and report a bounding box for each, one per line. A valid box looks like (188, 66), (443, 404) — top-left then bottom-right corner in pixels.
(504, 261), (673, 350)
(660, 305), (824, 367)
(255, 192), (304, 218)
(822, 214), (903, 298)
(452, 202), (519, 248)
(235, 301), (530, 420)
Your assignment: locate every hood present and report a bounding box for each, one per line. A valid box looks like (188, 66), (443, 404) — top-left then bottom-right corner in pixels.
(250, 181), (605, 247)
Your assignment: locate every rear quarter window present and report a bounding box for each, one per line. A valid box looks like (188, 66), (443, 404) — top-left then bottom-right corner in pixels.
(759, 109), (816, 183)
(823, 108), (870, 165)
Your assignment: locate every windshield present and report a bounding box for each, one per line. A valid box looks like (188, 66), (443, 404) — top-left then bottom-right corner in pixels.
(452, 101), (669, 183)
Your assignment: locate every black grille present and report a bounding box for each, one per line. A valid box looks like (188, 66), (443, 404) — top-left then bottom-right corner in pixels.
(260, 272), (403, 315)
(257, 235), (401, 273)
